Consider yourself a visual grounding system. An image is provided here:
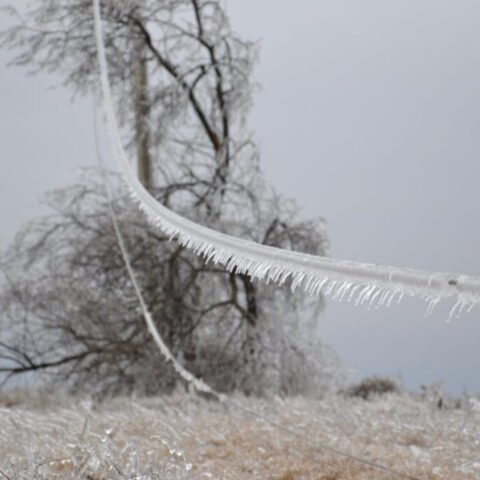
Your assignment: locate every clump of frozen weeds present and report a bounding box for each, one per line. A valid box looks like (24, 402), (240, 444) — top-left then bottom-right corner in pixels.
(1, 390), (479, 479)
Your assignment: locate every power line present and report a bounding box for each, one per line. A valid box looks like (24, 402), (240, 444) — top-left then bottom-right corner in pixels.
(92, 1), (424, 477)
(93, 101), (422, 480)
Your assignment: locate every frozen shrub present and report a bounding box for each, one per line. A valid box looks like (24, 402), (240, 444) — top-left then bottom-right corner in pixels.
(0, 0), (336, 397)
(0, 174), (338, 397)
(344, 376), (401, 400)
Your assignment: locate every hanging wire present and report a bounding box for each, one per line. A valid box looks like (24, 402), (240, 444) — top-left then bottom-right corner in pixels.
(92, 1), (480, 319)
(93, 100), (423, 480)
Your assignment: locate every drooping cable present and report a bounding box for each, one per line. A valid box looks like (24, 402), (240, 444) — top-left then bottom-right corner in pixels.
(92, 1), (480, 319)
(92, 85), (423, 480)
(94, 3), (428, 478)
(93, 103), (220, 400)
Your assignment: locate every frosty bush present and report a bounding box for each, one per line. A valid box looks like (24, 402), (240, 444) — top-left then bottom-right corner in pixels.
(0, 172), (342, 396)
(344, 376), (401, 400)
(0, 0), (343, 396)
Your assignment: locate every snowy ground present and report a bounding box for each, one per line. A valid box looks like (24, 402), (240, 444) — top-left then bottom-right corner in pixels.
(0, 391), (479, 479)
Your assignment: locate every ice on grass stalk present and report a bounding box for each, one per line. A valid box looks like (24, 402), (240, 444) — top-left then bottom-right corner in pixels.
(93, 0), (480, 319)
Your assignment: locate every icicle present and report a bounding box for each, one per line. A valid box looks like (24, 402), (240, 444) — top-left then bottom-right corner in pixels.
(426, 297), (440, 316)
(368, 288), (382, 308)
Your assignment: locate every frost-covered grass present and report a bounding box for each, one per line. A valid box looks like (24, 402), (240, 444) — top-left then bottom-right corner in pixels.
(0, 390), (479, 479)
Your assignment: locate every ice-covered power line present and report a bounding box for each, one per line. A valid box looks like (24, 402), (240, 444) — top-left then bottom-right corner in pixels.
(93, 2), (480, 321)
(94, 111), (421, 480)
(92, 106), (221, 401)
(93, 3), (436, 476)
(94, 110), (421, 480)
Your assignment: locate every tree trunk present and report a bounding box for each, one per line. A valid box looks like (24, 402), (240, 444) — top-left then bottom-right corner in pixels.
(133, 43), (152, 189)
(239, 274), (259, 395)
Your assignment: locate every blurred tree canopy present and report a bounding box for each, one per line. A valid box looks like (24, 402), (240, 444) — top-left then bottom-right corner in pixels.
(0, 0), (340, 396)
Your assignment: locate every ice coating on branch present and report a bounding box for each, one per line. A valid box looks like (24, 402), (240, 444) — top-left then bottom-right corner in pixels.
(93, 0), (480, 320)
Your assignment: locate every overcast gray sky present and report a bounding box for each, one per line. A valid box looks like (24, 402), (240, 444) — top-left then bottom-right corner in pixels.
(1, 0), (480, 394)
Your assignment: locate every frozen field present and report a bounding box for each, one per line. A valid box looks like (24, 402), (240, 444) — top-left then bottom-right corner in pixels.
(0, 391), (479, 479)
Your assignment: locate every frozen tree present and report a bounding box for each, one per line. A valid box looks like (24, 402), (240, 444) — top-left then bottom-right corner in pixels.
(0, 0), (338, 395)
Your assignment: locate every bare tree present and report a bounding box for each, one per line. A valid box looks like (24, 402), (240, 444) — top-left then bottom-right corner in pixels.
(0, 0), (338, 396)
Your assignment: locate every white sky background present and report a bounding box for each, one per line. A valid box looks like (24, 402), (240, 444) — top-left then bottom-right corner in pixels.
(1, 0), (479, 394)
